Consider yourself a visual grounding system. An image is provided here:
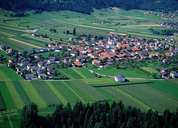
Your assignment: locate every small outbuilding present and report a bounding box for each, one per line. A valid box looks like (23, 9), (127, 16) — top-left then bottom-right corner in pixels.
(114, 74), (127, 82)
(170, 71), (178, 79)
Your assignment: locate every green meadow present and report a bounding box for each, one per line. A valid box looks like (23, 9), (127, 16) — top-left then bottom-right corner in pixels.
(0, 8), (172, 51)
(0, 65), (178, 127)
(0, 66), (178, 112)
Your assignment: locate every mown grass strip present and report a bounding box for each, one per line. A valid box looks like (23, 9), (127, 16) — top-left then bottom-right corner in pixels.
(46, 81), (67, 105)
(123, 84), (178, 112)
(95, 86), (147, 110)
(114, 87), (151, 111)
(13, 81), (31, 105)
(94, 87), (116, 102)
(60, 69), (83, 79)
(20, 81), (47, 108)
(50, 81), (80, 105)
(68, 80), (104, 102)
(5, 82), (24, 109)
(0, 82), (15, 109)
(31, 81), (60, 105)
(63, 81), (86, 104)
(72, 68), (87, 79)
(150, 80), (178, 100)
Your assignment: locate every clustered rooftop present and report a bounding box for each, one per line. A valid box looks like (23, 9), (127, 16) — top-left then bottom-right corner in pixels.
(1, 33), (178, 80)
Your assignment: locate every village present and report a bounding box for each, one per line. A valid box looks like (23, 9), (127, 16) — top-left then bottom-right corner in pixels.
(1, 33), (178, 80)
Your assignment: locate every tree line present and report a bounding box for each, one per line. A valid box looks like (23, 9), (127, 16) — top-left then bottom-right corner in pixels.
(0, 0), (178, 14)
(21, 101), (178, 128)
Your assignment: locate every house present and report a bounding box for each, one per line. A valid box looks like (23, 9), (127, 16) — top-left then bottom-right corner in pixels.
(114, 74), (127, 82)
(25, 74), (37, 80)
(74, 59), (82, 67)
(160, 69), (169, 79)
(170, 71), (178, 79)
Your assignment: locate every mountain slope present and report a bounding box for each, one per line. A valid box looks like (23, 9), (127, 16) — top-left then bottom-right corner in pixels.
(0, 0), (178, 13)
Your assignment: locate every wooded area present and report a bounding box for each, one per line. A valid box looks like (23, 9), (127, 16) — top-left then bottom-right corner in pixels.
(21, 101), (178, 128)
(0, 0), (178, 13)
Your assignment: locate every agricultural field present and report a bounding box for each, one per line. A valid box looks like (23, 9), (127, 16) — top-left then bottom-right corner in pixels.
(0, 8), (175, 51)
(0, 8), (178, 128)
(0, 65), (178, 127)
(0, 76), (178, 112)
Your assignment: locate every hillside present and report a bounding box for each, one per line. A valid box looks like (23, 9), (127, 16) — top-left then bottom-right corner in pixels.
(0, 0), (178, 13)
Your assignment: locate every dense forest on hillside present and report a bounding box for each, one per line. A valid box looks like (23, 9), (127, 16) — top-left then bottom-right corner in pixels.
(0, 0), (178, 13)
(21, 101), (178, 128)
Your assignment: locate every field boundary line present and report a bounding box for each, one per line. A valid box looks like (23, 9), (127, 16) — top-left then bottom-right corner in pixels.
(0, 31), (15, 37)
(114, 87), (152, 111)
(0, 25), (26, 33)
(63, 82), (86, 104)
(46, 82), (68, 105)
(77, 24), (114, 31)
(9, 38), (42, 49)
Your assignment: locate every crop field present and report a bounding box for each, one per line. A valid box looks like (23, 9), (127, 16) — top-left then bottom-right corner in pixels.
(1, 79), (178, 112)
(0, 8), (172, 51)
(0, 66), (178, 127)
(0, 66), (177, 111)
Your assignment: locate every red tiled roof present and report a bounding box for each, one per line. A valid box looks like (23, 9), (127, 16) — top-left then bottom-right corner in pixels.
(99, 52), (115, 59)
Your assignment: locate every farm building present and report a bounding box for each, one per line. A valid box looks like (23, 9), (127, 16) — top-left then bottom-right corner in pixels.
(170, 71), (178, 79)
(114, 74), (127, 82)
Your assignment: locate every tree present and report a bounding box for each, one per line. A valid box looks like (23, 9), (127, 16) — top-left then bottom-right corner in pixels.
(66, 30), (70, 35)
(73, 28), (77, 36)
(21, 101), (178, 128)
(21, 103), (39, 128)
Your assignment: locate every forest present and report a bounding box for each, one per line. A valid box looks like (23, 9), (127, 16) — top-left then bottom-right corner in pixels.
(0, 0), (178, 14)
(21, 101), (178, 128)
